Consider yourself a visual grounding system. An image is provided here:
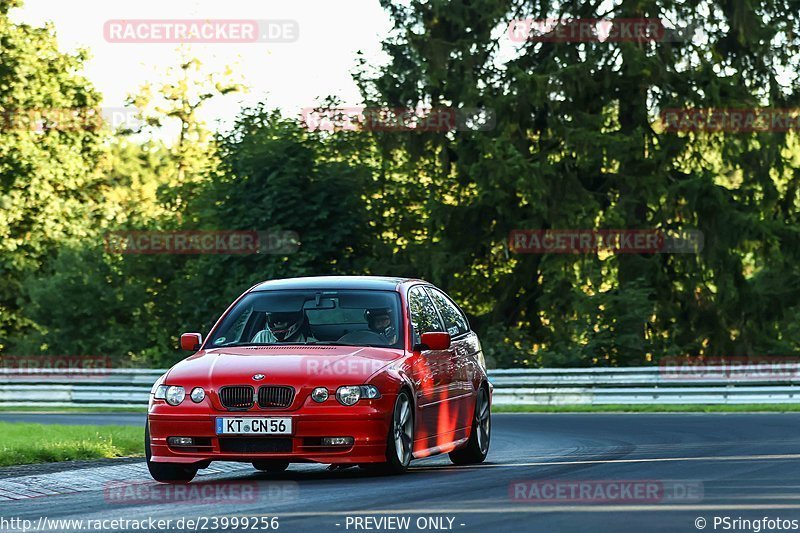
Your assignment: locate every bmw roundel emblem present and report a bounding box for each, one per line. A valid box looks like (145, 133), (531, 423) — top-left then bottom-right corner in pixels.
(252, 374), (265, 381)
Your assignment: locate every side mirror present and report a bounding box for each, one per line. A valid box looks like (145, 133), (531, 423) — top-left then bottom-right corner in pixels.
(180, 333), (203, 351)
(414, 332), (451, 352)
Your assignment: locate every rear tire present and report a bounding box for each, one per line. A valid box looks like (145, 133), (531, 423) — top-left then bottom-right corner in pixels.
(252, 460), (290, 472)
(145, 422), (198, 483)
(449, 385), (490, 465)
(374, 390), (414, 475)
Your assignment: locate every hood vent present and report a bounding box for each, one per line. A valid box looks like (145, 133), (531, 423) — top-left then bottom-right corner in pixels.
(242, 346), (337, 350)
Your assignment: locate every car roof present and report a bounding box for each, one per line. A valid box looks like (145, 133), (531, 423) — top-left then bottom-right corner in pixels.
(250, 275), (426, 292)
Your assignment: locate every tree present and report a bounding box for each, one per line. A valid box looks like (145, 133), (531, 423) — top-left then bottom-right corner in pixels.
(128, 52), (245, 216)
(12, 52), (245, 364)
(169, 107), (376, 344)
(0, 0), (107, 350)
(356, 0), (800, 366)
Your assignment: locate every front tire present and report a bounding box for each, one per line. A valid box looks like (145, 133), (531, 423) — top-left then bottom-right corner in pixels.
(375, 390), (414, 474)
(449, 385), (490, 465)
(145, 422), (198, 483)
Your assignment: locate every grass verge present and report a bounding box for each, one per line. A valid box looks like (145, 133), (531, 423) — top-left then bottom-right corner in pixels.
(0, 421), (144, 467)
(493, 403), (800, 413)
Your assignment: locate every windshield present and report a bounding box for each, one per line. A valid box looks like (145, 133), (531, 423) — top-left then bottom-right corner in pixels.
(207, 289), (403, 349)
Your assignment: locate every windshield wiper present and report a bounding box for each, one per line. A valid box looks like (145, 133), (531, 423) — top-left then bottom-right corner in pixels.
(217, 341), (394, 349)
(305, 341), (393, 348)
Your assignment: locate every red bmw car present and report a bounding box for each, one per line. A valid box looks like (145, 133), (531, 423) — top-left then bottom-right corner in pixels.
(146, 276), (492, 482)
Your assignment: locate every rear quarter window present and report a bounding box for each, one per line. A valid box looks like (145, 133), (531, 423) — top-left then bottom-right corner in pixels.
(408, 286), (445, 344)
(426, 288), (469, 337)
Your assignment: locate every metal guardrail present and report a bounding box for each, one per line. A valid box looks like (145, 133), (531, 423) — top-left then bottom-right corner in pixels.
(0, 369), (163, 408)
(2, 366), (800, 407)
(490, 366), (800, 404)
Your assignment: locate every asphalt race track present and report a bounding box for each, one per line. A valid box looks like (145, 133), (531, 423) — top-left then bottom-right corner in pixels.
(2, 413), (800, 532)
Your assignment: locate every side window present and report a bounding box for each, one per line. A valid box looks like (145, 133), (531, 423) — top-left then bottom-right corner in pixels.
(427, 288), (469, 337)
(408, 286), (444, 344)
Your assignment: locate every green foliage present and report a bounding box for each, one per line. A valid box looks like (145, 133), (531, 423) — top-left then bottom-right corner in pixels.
(12, 246), (175, 364)
(0, 5), (107, 347)
(169, 107), (378, 351)
(351, 0), (800, 366)
(5, 0), (800, 368)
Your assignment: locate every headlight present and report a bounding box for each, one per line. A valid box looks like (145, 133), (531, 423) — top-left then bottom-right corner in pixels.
(311, 387), (329, 403)
(335, 385), (381, 405)
(359, 385), (381, 399)
(336, 385), (361, 406)
(153, 385), (168, 399)
(165, 386), (185, 406)
(190, 387), (205, 403)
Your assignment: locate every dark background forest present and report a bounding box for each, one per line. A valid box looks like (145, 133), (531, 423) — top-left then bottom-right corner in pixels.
(2, 0), (800, 369)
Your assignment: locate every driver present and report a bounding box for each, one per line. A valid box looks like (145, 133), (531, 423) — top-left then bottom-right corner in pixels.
(251, 311), (315, 343)
(365, 308), (397, 344)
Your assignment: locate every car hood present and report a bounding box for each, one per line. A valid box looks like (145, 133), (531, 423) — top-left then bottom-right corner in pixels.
(165, 345), (403, 388)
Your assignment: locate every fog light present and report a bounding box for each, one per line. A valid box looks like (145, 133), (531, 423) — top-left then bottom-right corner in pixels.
(311, 387), (329, 403)
(322, 437), (354, 446)
(167, 437), (194, 446)
(190, 387), (205, 403)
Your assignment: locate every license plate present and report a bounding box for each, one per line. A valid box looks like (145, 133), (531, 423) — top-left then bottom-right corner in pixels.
(215, 417), (292, 435)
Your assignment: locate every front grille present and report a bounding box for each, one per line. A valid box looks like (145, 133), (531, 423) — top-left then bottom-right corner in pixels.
(219, 386), (254, 410)
(219, 438), (293, 453)
(258, 386), (295, 408)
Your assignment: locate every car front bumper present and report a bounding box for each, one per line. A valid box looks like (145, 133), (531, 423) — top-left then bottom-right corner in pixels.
(147, 397), (394, 465)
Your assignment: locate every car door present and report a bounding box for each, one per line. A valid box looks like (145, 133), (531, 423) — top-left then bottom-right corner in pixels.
(407, 285), (455, 445)
(425, 287), (475, 428)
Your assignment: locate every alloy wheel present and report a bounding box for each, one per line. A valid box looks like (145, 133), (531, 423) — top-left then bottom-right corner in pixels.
(475, 387), (490, 454)
(393, 393), (413, 466)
